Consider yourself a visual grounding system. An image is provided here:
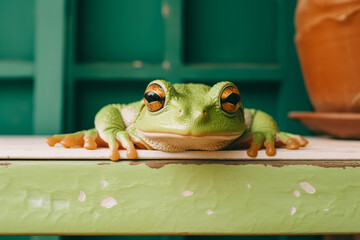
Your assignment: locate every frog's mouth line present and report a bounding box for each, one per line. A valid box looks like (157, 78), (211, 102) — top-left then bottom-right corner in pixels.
(136, 129), (244, 152)
(137, 129), (243, 140)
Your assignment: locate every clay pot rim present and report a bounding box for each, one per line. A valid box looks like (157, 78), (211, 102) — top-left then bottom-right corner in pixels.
(289, 111), (360, 120)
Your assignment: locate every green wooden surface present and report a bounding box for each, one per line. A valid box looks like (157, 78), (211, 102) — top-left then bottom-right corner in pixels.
(0, 0), (312, 136)
(1, 160), (355, 235)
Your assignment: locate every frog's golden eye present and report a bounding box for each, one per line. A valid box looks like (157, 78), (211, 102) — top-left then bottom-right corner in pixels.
(144, 83), (165, 112)
(220, 86), (241, 114)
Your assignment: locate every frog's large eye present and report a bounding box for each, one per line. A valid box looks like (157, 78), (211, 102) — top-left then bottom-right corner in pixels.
(220, 85), (241, 114)
(144, 83), (165, 112)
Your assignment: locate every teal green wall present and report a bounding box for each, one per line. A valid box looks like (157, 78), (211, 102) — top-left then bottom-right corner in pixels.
(0, 0), (313, 136)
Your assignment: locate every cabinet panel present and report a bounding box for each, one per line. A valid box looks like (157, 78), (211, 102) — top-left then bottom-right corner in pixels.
(76, 0), (165, 63)
(0, 0), (34, 61)
(183, 0), (278, 64)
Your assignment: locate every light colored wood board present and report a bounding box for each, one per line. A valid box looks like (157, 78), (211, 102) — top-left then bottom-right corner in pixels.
(0, 136), (360, 160)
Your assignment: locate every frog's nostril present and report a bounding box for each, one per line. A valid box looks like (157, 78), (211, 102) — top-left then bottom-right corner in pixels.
(177, 109), (183, 116)
(194, 109), (208, 123)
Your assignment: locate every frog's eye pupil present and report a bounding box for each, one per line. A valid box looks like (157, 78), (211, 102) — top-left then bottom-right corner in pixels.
(222, 92), (240, 106)
(220, 86), (241, 114)
(144, 91), (161, 103)
(144, 83), (165, 112)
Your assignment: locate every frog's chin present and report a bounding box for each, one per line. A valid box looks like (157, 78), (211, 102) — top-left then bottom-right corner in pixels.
(136, 129), (243, 152)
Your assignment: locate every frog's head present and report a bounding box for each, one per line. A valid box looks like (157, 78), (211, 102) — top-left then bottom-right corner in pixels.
(134, 80), (247, 152)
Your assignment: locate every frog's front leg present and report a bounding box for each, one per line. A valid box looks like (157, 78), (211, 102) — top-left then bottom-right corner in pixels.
(47, 103), (139, 161)
(242, 109), (308, 157)
(95, 104), (137, 161)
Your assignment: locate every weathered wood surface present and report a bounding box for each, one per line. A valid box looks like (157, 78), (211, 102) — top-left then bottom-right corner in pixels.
(1, 136), (360, 235)
(0, 136), (360, 161)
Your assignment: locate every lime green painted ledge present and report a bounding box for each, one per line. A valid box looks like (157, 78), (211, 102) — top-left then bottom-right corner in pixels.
(1, 159), (360, 235)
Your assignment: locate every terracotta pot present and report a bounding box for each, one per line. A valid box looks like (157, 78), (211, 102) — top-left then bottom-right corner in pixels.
(295, 0), (360, 112)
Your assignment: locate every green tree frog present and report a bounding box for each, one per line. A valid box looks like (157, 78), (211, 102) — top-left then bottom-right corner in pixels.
(47, 80), (308, 161)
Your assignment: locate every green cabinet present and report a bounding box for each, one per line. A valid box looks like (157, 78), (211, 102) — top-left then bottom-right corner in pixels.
(0, 0), (312, 136)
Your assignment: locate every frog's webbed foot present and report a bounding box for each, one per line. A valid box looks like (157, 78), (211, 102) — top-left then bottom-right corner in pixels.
(276, 132), (308, 150)
(47, 128), (138, 161)
(245, 131), (308, 158)
(245, 132), (276, 157)
(46, 129), (99, 150)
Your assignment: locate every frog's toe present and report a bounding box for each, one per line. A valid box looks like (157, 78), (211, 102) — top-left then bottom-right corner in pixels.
(84, 136), (97, 150)
(285, 138), (300, 150)
(109, 143), (120, 161)
(115, 132), (138, 159)
(247, 142), (261, 157)
(60, 133), (84, 148)
(109, 147), (120, 161)
(100, 130), (121, 161)
(125, 144), (138, 159)
(246, 133), (264, 158)
(276, 132), (307, 150)
(83, 129), (98, 150)
(60, 134), (76, 148)
(294, 135), (308, 147)
(46, 135), (62, 147)
(265, 141), (276, 156)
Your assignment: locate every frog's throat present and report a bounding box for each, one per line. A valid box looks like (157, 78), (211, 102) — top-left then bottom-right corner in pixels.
(136, 129), (243, 152)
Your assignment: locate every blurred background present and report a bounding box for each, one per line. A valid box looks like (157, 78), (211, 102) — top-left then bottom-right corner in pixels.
(0, 0), (313, 136)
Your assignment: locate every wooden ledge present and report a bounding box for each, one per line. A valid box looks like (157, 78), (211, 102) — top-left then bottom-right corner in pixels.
(1, 136), (360, 161)
(1, 136), (360, 235)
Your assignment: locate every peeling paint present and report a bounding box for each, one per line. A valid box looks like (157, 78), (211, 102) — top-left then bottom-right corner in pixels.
(182, 191), (193, 197)
(129, 159), (359, 169)
(0, 162), (11, 168)
(101, 197), (117, 208)
(78, 191), (86, 202)
(290, 206), (296, 215)
(53, 200), (70, 210)
(299, 182), (316, 194)
(93, 211), (100, 218)
(100, 180), (108, 188)
(294, 190), (300, 197)
(207, 209), (214, 215)
(28, 198), (43, 208)
(97, 162), (110, 165)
